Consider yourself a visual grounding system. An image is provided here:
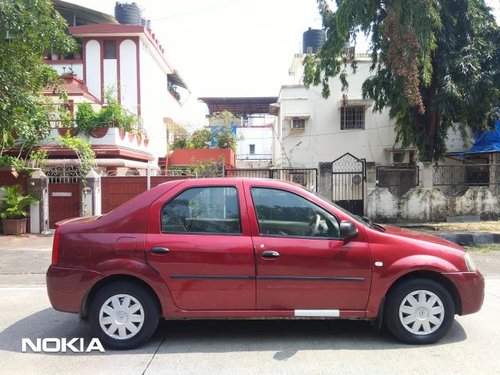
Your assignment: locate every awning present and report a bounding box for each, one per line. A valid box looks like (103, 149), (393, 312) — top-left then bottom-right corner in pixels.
(284, 114), (310, 119)
(337, 99), (372, 108)
(168, 70), (189, 91)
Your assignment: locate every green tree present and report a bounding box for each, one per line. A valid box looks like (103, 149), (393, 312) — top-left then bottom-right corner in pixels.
(188, 128), (212, 149)
(210, 111), (238, 152)
(57, 133), (96, 177)
(304, 0), (500, 161)
(167, 122), (189, 150)
(0, 0), (75, 153)
(209, 110), (237, 127)
(215, 127), (237, 151)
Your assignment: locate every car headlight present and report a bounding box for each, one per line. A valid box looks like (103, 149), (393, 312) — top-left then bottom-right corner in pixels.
(464, 253), (477, 272)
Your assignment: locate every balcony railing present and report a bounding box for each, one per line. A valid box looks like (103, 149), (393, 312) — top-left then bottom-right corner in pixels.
(43, 126), (150, 151)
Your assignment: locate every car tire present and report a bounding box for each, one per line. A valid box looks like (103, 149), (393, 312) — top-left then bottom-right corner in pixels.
(89, 281), (159, 350)
(384, 278), (455, 345)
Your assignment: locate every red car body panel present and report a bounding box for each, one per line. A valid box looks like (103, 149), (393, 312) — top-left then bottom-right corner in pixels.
(46, 178), (484, 322)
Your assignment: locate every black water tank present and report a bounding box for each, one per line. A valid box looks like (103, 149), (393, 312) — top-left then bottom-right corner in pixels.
(302, 28), (325, 54)
(115, 2), (142, 25)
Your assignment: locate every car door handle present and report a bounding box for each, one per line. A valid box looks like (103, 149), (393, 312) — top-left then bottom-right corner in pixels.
(150, 246), (170, 254)
(261, 250), (280, 259)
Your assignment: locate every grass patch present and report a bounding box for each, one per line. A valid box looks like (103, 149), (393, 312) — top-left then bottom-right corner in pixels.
(421, 221), (500, 233)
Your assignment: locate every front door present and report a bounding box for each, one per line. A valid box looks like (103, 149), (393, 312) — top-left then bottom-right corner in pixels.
(48, 183), (80, 228)
(146, 183), (255, 310)
(247, 187), (371, 311)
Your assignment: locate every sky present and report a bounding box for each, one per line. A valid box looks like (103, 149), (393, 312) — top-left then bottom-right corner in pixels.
(66, 0), (323, 97)
(64, 0), (500, 126)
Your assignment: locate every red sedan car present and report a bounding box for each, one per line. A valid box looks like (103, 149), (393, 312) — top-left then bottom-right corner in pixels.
(47, 178), (484, 349)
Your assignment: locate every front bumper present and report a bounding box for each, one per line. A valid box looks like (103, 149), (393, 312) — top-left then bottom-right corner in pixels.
(444, 270), (485, 315)
(46, 265), (103, 314)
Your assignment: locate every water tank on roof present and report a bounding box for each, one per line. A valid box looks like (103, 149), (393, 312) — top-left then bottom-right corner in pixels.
(140, 18), (151, 29)
(115, 2), (142, 25)
(302, 28), (325, 54)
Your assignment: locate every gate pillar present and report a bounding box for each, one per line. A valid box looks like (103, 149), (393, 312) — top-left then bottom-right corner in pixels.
(419, 162), (433, 189)
(318, 162), (333, 199)
(84, 169), (101, 216)
(28, 169), (49, 233)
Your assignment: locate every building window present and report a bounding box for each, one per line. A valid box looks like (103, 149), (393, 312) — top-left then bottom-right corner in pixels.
(104, 40), (117, 59)
(340, 106), (365, 130)
(291, 118), (306, 129)
(249, 144), (255, 155)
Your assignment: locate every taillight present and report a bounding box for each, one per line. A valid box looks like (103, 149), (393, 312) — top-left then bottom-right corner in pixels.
(51, 226), (62, 265)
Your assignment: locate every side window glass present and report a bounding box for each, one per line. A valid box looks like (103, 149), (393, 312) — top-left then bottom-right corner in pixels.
(161, 187), (241, 234)
(251, 188), (339, 238)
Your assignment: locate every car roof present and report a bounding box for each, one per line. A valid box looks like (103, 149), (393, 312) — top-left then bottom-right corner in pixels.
(170, 177), (299, 187)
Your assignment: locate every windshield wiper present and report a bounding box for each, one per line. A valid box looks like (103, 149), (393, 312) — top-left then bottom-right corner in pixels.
(356, 215), (386, 232)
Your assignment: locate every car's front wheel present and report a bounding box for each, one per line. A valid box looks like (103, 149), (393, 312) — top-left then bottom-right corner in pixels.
(384, 278), (455, 344)
(89, 281), (159, 350)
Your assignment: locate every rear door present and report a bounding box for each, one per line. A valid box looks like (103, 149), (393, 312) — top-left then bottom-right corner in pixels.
(146, 181), (255, 310)
(245, 183), (371, 311)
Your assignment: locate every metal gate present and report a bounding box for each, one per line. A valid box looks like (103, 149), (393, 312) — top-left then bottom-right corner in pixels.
(46, 166), (81, 228)
(225, 168), (318, 191)
(331, 153), (366, 216)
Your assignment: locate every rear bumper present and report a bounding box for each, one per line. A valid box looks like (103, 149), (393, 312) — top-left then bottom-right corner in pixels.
(444, 270), (485, 315)
(46, 265), (103, 314)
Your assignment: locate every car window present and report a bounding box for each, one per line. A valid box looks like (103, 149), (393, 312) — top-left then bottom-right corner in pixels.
(251, 188), (340, 238)
(161, 187), (241, 234)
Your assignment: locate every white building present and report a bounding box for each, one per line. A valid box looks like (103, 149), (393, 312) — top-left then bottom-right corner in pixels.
(273, 53), (414, 169)
(199, 97), (276, 169)
(43, 1), (189, 175)
(236, 115), (274, 168)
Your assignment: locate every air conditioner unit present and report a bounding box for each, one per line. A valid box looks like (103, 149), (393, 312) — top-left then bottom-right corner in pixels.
(392, 151), (404, 164)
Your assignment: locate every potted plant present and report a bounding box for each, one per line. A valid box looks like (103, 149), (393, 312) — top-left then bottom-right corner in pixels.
(0, 185), (37, 235)
(75, 91), (138, 138)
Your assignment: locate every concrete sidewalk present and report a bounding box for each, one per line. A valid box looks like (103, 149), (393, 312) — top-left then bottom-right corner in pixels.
(0, 234), (53, 251)
(0, 234), (53, 286)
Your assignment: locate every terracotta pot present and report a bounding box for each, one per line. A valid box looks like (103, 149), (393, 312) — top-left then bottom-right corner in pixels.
(144, 138), (149, 148)
(136, 134), (142, 146)
(90, 127), (108, 138)
(57, 128), (79, 137)
(119, 129), (126, 140)
(128, 132), (135, 142)
(3, 218), (28, 235)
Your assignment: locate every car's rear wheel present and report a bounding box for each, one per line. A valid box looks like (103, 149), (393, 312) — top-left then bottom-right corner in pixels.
(384, 278), (455, 344)
(89, 282), (159, 350)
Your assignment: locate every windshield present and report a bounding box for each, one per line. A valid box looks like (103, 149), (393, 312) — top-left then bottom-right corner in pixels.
(309, 189), (385, 232)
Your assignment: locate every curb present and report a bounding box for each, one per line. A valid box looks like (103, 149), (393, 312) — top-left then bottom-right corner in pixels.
(433, 232), (500, 246)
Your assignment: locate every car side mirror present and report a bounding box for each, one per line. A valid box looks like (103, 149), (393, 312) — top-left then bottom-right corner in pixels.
(339, 220), (358, 241)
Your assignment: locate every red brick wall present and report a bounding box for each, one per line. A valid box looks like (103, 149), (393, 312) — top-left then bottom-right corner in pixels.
(167, 148), (235, 169)
(101, 176), (190, 213)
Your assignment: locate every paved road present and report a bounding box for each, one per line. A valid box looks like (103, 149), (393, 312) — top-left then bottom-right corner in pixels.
(1, 235), (499, 374)
(0, 281), (499, 374)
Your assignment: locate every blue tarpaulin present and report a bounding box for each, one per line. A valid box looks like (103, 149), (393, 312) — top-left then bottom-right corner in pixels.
(469, 120), (500, 153)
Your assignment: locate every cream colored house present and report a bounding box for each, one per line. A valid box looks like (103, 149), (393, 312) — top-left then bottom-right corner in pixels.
(272, 53), (415, 168)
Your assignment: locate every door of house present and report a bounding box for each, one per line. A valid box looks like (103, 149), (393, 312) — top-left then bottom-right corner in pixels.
(331, 153), (366, 216)
(46, 166), (81, 228)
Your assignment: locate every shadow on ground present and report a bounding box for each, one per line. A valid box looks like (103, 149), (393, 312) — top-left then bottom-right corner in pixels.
(0, 308), (467, 357)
